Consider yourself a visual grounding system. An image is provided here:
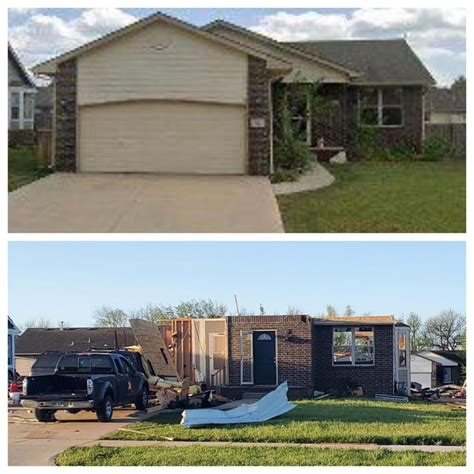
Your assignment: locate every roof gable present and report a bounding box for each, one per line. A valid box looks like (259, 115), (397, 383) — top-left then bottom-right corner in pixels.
(285, 39), (435, 85)
(204, 19), (359, 79)
(32, 11), (290, 75)
(8, 44), (35, 88)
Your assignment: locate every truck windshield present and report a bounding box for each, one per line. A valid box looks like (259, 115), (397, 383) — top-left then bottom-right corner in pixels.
(57, 355), (114, 373)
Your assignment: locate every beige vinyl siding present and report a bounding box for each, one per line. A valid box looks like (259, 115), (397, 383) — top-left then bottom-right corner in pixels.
(79, 101), (246, 174)
(77, 20), (248, 107)
(209, 26), (348, 83)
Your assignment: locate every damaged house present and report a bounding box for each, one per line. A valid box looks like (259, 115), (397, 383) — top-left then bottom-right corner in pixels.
(168, 314), (411, 398)
(15, 314), (410, 399)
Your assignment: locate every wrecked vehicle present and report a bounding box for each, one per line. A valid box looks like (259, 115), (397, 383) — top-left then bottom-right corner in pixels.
(21, 352), (149, 423)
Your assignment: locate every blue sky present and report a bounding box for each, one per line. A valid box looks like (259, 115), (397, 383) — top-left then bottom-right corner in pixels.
(8, 241), (466, 328)
(8, 8), (466, 86)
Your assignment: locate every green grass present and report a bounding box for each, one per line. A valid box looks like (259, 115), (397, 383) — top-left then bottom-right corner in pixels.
(55, 445), (466, 466)
(278, 161), (466, 232)
(8, 147), (52, 192)
(104, 398), (466, 446)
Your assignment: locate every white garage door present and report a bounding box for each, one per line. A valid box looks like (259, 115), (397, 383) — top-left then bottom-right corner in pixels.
(79, 101), (246, 174)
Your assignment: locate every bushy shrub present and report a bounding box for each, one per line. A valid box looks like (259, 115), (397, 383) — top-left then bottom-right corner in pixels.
(423, 136), (454, 161)
(270, 169), (300, 183)
(330, 378), (360, 397)
(273, 96), (314, 172)
(355, 127), (383, 160)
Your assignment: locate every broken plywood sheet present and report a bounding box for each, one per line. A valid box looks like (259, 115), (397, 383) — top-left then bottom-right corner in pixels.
(130, 319), (178, 378)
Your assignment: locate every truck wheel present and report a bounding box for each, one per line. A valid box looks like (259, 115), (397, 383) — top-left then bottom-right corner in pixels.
(68, 409), (81, 414)
(135, 387), (149, 411)
(96, 395), (113, 422)
(34, 409), (56, 423)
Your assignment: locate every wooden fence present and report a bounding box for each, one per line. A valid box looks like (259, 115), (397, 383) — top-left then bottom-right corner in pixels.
(36, 129), (53, 166)
(425, 123), (466, 156)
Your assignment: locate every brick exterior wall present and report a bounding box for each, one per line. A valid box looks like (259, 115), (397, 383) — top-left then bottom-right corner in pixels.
(54, 59), (77, 172)
(313, 324), (394, 397)
(247, 56), (271, 175)
(346, 85), (424, 158)
(226, 315), (313, 399)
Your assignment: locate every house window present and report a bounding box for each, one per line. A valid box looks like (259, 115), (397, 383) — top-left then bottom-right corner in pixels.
(359, 88), (403, 127)
(398, 334), (407, 367)
(24, 92), (35, 120)
(10, 92), (20, 121)
(333, 326), (374, 366)
(240, 330), (253, 384)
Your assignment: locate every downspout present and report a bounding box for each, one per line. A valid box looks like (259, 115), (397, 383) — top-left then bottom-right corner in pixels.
(268, 78), (275, 175)
(268, 73), (289, 175)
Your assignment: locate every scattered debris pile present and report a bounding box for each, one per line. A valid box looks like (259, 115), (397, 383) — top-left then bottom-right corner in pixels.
(410, 381), (466, 402)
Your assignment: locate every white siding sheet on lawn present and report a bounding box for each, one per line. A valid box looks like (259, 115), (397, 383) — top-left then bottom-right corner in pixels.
(77, 20), (248, 107)
(79, 101), (246, 174)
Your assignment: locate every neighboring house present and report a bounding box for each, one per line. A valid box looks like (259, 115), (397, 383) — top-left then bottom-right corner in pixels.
(14, 327), (136, 375)
(8, 43), (36, 130)
(171, 314), (410, 398)
(35, 84), (54, 129)
(425, 87), (466, 124)
(411, 350), (465, 388)
(8, 317), (20, 380)
(31, 11), (434, 175)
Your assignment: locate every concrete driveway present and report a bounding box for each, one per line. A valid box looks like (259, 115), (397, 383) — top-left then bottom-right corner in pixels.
(8, 407), (158, 466)
(9, 173), (284, 233)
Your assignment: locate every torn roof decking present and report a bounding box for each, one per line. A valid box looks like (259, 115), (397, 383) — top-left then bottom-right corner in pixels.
(129, 318), (178, 378)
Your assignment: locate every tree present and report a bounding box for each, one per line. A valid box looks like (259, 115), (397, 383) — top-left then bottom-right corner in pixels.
(326, 305), (337, 317)
(423, 309), (466, 350)
(93, 306), (128, 327)
(23, 317), (52, 329)
(286, 306), (302, 316)
(344, 305), (355, 317)
(128, 299), (228, 322)
(175, 299), (227, 318)
(406, 312), (425, 351)
(451, 75), (466, 91)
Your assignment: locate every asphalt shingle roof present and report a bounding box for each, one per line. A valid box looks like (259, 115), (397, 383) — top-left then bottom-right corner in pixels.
(284, 39), (435, 85)
(15, 327), (136, 355)
(425, 87), (466, 112)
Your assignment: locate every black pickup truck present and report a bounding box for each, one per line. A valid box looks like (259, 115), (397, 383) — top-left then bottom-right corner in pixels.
(21, 352), (149, 423)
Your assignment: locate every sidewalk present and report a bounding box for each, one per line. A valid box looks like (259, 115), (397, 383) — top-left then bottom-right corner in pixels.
(83, 439), (465, 453)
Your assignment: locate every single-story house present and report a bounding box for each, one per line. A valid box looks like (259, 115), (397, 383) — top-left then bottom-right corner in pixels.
(411, 350), (465, 388)
(14, 327), (136, 375)
(32, 11), (434, 175)
(8, 43), (36, 130)
(8, 317), (20, 380)
(425, 87), (466, 124)
(170, 314), (410, 398)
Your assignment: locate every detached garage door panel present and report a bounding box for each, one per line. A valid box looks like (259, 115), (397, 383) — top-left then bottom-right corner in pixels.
(79, 101), (246, 174)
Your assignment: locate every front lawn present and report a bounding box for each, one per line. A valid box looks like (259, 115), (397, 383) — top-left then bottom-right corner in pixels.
(8, 147), (52, 192)
(104, 398), (466, 446)
(278, 161), (466, 232)
(56, 445), (465, 466)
